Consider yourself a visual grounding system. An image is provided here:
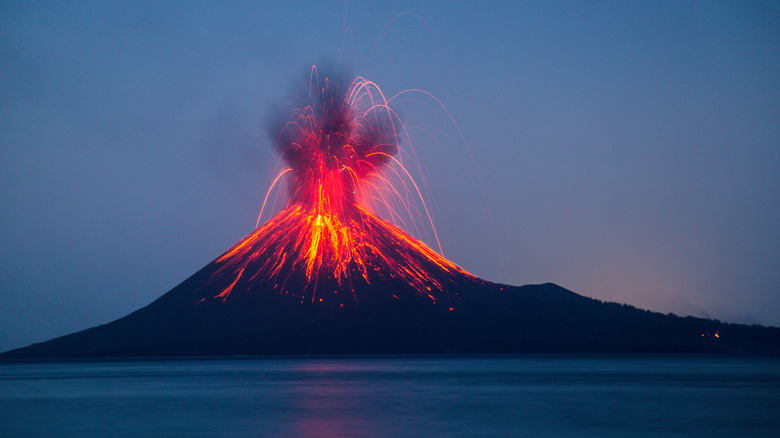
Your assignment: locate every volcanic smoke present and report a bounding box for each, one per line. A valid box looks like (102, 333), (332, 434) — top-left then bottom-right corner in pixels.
(197, 66), (482, 309)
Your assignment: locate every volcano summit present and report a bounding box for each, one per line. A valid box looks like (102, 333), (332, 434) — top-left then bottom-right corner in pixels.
(3, 68), (778, 358)
(204, 68), (482, 312)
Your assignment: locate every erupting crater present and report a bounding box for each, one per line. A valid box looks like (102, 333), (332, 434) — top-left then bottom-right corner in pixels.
(202, 67), (483, 310)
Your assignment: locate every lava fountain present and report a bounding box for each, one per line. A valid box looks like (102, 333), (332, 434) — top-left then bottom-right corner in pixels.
(197, 67), (484, 310)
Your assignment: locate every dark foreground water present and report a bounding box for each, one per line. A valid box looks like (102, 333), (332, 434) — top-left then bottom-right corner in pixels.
(1, 356), (778, 437)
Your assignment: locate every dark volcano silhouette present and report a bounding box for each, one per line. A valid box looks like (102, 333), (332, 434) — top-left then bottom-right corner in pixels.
(3, 205), (779, 359)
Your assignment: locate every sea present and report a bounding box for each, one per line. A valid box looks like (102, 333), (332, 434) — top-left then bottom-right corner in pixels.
(1, 355), (778, 437)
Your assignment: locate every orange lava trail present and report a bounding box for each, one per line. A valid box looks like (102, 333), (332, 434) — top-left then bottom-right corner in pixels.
(205, 66), (481, 306)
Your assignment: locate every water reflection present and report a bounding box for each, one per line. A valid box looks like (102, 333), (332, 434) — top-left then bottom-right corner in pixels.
(1, 357), (779, 437)
(288, 362), (373, 438)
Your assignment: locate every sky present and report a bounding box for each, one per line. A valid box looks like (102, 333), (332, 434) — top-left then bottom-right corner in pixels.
(1, 1), (778, 352)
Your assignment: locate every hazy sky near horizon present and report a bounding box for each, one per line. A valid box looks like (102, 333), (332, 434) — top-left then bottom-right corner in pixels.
(1, 1), (778, 351)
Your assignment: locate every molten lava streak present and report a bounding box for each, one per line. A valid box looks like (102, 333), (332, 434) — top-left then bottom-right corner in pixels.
(199, 67), (481, 308)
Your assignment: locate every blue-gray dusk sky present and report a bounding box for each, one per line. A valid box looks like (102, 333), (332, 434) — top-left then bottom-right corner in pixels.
(1, 1), (778, 352)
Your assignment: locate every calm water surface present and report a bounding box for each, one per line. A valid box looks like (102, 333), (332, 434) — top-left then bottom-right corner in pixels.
(1, 356), (778, 437)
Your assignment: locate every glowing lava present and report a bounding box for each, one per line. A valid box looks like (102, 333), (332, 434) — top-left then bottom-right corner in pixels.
(198, 67), (480, 308)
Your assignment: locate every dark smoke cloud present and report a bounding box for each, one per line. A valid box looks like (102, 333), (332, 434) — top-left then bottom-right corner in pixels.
(267, 63), (400, 206)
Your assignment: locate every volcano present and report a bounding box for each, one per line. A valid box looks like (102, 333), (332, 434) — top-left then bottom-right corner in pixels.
(3, 67), (778, 358)
(3, 203), (779, 358)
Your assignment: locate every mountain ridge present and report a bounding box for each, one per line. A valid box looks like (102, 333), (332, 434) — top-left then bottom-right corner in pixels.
(4, 279), (778, 358)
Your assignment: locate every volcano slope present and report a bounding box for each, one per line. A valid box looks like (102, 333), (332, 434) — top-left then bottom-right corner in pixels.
(3, 204), (779, 358)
